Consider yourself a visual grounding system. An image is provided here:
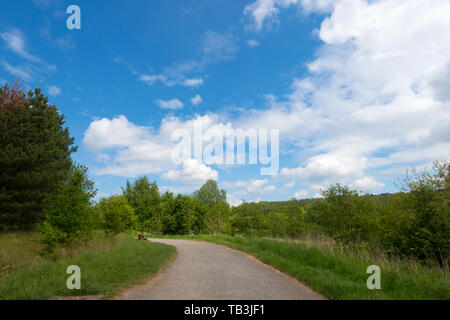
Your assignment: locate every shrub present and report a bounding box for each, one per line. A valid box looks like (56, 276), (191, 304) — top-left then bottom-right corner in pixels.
(38, 164), (97, 253)
(97, 195), (137, 234)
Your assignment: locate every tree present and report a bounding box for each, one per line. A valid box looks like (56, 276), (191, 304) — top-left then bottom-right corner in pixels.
(97, 195), (137, 234)
(161, 194), (189, 235)
(0, 82), (76, 231)
(193, 180), (231, 234)
(122, 177), (161, 232)
(285, 200), (307, 238)
(38, 164), (97, 253)
(193, 180), (227, 206)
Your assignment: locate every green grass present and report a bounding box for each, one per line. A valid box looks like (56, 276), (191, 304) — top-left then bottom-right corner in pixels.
(0, 231), (128, 279)
(0, 235), (176, 300)
(148, 234), (450, 300)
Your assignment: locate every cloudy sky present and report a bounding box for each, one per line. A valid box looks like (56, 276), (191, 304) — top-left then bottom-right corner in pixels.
(1, 0), (449, 206)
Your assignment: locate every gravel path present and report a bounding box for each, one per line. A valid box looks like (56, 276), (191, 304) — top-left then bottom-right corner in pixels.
(117, 238), (324, 300)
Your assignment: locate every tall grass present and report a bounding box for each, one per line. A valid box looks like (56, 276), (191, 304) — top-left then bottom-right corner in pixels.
(0, 231), (126, 280)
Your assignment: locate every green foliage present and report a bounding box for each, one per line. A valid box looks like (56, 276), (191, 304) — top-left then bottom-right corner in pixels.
(230, 200), (307, 238)
(194, 180), (231, 234)
(308, 184), (377, 244)
(122, 177), (161, 232)
(193, 179), (227, 206)
(96, 195), (137, 234)
(228, 159), (449, 264)
(379, 160), (450, 262)
(0, 82), (76, 231)
(161, 194), (207, 235)
(38, 164), (97, 253)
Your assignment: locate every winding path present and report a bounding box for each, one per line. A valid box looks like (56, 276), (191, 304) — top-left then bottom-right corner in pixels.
(117, 238), (324, 300)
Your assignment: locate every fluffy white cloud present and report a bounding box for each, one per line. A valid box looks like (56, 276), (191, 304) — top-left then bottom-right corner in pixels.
(83, 115), (147, 151)
(155, 98), (184, 110)
(243, 0), (450, 195)
(162, 158), (218, 184)
(83, 114), (230, 179)
(191, 94), (203, 106)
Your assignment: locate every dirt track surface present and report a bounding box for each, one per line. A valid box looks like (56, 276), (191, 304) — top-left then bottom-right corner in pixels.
(117, 238), (324, 300)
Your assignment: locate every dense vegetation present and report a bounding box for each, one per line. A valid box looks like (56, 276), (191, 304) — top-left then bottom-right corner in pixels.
(230, 161), (449, 265)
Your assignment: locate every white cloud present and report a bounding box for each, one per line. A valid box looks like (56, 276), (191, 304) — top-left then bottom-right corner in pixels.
(0, 61), (33, 81)
(244, 0), (334, 30)
(83, 114), (230, 178)
(223, 178), (277, 195)
(191, 94), (203, 106)
(293, 189), (308, 199)
(155, 98), (184, 110)
(247, 39), (260, 47)
(201, 31), (239, 62)
(182, 78), (204, 87)
(350, 176), (385, 193)
(83, 115), (147, 151)
(0, 28), (56, 71)
(284, 181), (294, 188)
(47, 85), (61, 96)
(121, 30), (238, 88)
(242, 0), (450, 195)
(162, 158), (218, 184)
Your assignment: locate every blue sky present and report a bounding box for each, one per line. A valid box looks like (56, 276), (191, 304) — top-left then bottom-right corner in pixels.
(1, 0), (449, 206)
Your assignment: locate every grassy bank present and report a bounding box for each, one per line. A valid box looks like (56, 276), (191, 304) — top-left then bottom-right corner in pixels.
(148, 234), (450, 300)
(0, 233), (176, 299)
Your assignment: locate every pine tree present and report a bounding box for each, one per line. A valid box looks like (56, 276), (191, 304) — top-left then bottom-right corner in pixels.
(0, 81), (76, 231)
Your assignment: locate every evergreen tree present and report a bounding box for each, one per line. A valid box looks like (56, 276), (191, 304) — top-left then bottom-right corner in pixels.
(0, 82), (76, 231)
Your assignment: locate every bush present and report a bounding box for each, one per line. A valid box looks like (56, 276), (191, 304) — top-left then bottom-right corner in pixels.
(96, 195), (137, 234)
(307, 184), (378, 244)
(380, 160), (450, 262)
(38, 164), (98, 253)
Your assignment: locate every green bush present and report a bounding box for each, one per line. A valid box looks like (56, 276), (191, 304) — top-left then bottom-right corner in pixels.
(96, 195), (137, 234)
(38, 164), (98, 253)
(307, 184), (378, 244)
(380, 160), (450, 262)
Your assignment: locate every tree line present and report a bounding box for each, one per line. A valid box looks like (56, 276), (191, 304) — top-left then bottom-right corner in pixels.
(230, 161), (450, 264)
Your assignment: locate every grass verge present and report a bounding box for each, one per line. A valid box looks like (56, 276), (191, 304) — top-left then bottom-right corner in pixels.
(148, 234), (450, 300)
(0, 236), (176, 300)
